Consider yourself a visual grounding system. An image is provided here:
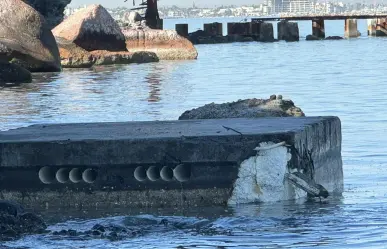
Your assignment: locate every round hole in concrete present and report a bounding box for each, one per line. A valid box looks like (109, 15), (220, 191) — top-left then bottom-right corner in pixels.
(82, 169), (98, 184)
(38, 166), (55, 184)
(69, 168), (83, 183)
(160, 166), (174, 181)
(134, 166), (147, 182)
(146, 166), (160, 181)
(174, 164), (191, 182)
(56, 168), (70, 184)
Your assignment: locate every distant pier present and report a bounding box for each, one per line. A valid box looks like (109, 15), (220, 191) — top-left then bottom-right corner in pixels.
(177, 14), (387, 44)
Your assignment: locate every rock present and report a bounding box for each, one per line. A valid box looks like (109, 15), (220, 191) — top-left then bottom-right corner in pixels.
(55, 37), (95, 68)
(306, 34), (321, 41)
(126, 12), (142, 24)
(178, 96), (305, 120)
(259, 23), (274, 42)
(0, 202), (47, 241)
(0, 0), (61, 72)
(242, 37), (255, 42)
(123, 29), (198, 60)
(52, 4), (127, 52)
(0, 62), (32, 84)
(278, 21), (299, 42)
(23, 0), (71, 29)
(90, 50), (158, 66)
(325, 36), (344, 40)
(56, 37), (158, 68)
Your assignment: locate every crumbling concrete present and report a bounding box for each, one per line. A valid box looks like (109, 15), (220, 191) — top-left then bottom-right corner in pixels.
(0, 116), (343, 208)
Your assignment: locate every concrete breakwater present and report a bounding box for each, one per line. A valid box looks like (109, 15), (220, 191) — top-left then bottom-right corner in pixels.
(0, 116), (343, 208)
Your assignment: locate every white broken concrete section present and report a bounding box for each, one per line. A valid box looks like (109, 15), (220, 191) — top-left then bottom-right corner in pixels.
(228, 142), (306, 205)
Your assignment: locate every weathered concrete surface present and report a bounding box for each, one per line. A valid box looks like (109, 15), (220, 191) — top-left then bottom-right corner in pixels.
(312, 19), (325, 39)
(259, 22), (275, 42)
(278, 21), (299, 42)
(179, 96), (304, 120)
(376, 18), (387, 36)
(52, 4), (127, 52)
(344, 19), (360, 38)
(0, 0), (61, 72)
(0, 117), (343, 208)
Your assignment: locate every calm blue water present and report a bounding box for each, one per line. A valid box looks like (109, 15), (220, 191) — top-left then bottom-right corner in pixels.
(2, 18), (387, 248)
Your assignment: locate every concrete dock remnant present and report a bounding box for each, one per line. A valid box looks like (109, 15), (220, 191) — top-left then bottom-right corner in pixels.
(204, 22), (223, 36)
(278, 21), (299, 42)
(312, 18), (325, 39)
(175, 24), (189, 37)
(376, 18), (387, 36)
(0, 117), (343, 208)
(259, 22), (275, 42)
(345, 19), (360, 38)
(368, 19), (377, 36)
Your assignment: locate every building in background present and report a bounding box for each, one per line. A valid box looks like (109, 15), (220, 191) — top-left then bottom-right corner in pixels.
(272, 0), (315, 13)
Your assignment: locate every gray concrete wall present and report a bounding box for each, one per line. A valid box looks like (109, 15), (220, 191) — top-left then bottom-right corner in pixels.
(0, 117), (343, 208)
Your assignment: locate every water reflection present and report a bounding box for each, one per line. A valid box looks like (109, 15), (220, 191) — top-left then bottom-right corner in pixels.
(145, 68), (162, 103)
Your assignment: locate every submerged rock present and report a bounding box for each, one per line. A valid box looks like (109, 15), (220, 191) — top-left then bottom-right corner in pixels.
(178, 95), (305, 120)
(306, 34), (321, 41)
(53, 4), (127, 52)
(23, 0), (71, 29)
(0, 0), (61, 72)
(123, 29), (198, 60)
(325, 36), (344, 40)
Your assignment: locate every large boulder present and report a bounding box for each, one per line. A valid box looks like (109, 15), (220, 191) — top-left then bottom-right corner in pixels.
(123, 29), (198, 60)
(179, 95), (305, 120)
(23, 0), (71, 29)
(0, 0), (61, 72)
(52, 4), (127, 52)
(0, 62), (32, 84)
(56, 37), (158, 68)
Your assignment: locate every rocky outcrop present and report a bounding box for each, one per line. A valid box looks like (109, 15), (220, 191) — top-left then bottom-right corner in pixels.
(123, 28), (198, 60)
(0, 62), (32, 84)
(0, 201), (47, 241)
(56, 37), (158, 68)
(0, 0), (61, 72)
(23, 0), (71, 29)
(278, 21), (300, 42)
(179, 95), (305, 120)
(53, 4), (127, 52)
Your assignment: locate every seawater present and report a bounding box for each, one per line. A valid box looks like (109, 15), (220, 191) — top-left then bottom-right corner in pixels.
(2, 18), (387, 248)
